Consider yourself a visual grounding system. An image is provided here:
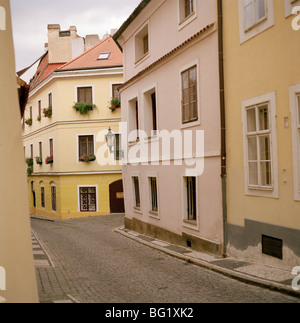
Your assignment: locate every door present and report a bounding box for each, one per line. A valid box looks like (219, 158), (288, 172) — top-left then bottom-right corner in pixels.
(109, 179), (125, 213)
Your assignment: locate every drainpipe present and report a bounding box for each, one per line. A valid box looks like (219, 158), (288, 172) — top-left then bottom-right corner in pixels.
(217, 0), (228, 258)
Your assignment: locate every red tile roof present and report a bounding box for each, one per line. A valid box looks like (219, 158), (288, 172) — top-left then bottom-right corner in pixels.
(59, 36), (123, 71)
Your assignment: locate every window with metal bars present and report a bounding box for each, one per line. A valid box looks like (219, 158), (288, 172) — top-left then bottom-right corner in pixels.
(149, 177), (158, 213)
(79, 187), (97, 212)
(133, 177), (140, 208)
(186, 176), (197, 221)
(51, 185), (56, 212)
(41, 186), (45, 208)
(181, 65), (198, 124)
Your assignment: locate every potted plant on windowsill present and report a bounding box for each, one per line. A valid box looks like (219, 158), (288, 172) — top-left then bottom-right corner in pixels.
(25, 157), (33, 176)
(79, 153), (96, 163)
(45, 155), (53, 165)
(25, 118), (32, 126)
(35, 156), (43, 165)
(72, 102), (95, 115)
(108, 97), (121, 112)
(43, 106), (52, 118)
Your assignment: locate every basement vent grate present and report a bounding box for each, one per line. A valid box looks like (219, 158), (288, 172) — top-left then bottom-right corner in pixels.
(262, 235), (283, 260)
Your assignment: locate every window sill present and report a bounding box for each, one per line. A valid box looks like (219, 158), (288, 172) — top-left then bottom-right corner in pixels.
(135, 51), (150, 66)
(133, 207), (142, 215)
(244, 16), (268, 33)
(178, 12), (197, 31)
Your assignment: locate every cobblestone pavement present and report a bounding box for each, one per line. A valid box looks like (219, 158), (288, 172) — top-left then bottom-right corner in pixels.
(30, 214), (300, 304)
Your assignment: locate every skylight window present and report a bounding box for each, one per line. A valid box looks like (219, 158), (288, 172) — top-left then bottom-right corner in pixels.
(98, 52), (111, 60)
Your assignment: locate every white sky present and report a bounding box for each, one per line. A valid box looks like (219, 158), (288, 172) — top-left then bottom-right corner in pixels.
(10, 0), (142, 72)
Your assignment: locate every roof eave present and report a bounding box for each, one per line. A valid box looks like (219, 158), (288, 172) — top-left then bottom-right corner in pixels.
(113, 0), (151, 50)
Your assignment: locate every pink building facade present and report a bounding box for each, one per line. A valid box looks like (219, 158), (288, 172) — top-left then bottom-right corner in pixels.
(114, 0), (224, 255)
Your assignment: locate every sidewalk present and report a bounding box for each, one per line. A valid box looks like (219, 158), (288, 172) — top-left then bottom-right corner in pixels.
(114, 226), (300, 299)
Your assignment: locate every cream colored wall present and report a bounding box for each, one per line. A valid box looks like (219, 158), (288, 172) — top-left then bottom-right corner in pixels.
(0, 0), (38, 303)
(223, 0), (300, 229)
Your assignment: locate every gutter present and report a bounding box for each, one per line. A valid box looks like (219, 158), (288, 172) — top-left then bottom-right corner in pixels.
(217, 0), (228, 258)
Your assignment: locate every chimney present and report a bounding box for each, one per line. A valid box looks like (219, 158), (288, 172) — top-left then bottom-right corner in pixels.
(47, 24), (78, 64)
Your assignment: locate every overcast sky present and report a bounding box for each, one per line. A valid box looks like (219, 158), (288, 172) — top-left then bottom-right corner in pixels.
(10, 0), (141, 72)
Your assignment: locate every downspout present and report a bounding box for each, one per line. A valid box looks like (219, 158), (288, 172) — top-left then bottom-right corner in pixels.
(217, 0), (228, 258)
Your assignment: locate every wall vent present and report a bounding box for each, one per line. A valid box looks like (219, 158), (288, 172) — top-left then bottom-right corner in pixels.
(262, 235), (283, 260)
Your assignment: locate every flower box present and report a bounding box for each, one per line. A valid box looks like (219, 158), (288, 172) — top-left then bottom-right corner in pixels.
(35, 156), (43, 165)
(25, 118), (32, 126)
(43, 106), (52, 118)
(45, 155), (53, 164)
(108, 97), (121, 112)
(79, 153), (96, 163)
(73, 102), (95, 115)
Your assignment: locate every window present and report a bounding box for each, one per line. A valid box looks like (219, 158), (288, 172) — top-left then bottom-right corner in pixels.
(41, 186), (45, 208)
(246, 103), (272, 188)
(48, 92), (52, 107)
(51, 185), (56, 212)
(135, 24), (149, 63)
(39, 141), (43, 159)
(29, 106), (32, 120)
(132, 176), (141, 209)
(238, 0), (274, 44)
(243, 0), (266, 30)
(178, 0), (196, 27)
(242, 92), (278, 198)
(185, 177), (197, 221)
(114, 134), (122, 161)
(98, 52), (110, 60)
(49, 138), (53, 156)
(77, 86), (93, 104)
(149, 177), (158, 213)
(79, 187), (97, 212)
(181, 65), (198, 124)
(289, 84), (300, 200)
(78, 135), (94, 161)
(30, 144), (33, 159)
(284, 0), (300, 17)
(38, 100), (41, 119)
(143, 88), (157, 138)
(112, 84), (121, 100)
(128, 98), (139, 142)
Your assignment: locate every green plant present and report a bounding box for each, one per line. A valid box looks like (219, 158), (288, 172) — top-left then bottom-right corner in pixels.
(45, 155), (53, 164)
(43, 106), (52, 118)
(25, 157), (33, 167)
(25, 118), (32, 126)
(25, 157), (33, 176)
(108, 97), (121, 112)
(79, 153), (96, 162)
(73, 102), (95, 115)
(37, 115), (41, 122)
(35, 156), (43, 165)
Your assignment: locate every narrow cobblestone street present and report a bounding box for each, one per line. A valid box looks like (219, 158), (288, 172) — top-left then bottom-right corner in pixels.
(30, 214), (300, 304)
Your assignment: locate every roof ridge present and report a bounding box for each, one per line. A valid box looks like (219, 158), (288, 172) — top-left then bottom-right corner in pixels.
(58, 36), (113, 70)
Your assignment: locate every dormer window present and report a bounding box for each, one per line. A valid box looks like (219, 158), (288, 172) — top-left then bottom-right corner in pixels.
(97, 52), (111, 60)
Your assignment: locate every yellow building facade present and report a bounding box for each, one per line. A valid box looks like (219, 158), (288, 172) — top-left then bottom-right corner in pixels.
(223, 0), (300, 268)
(22, 33), (124, 220)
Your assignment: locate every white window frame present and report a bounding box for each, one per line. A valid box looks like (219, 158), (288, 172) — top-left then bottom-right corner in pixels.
(77, 185), (99, 213)
(238, 0), (274, 44)
(147, 174), (159, 219)
(127, 96), (140, 143)
(177, 0), (197, 30)
(77, 133), (96, 163)
(179, 59), (201, 129)
(142, 83), (158, 139)
(289, 84), (300, 201)
(182, 174), (199, 230)
(284, 0), (300, 17)
(134, 21), (150, 65)
(242, 91), (278, 198)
